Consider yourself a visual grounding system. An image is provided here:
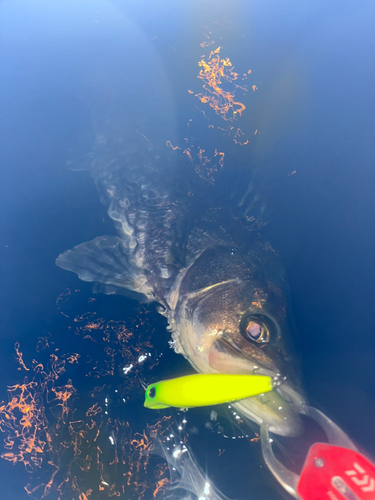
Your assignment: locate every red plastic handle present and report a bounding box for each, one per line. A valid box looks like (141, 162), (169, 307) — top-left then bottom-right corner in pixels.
(297, 443), (375, 500)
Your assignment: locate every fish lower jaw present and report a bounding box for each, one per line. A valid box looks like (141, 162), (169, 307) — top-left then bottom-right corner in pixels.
(234, 387), (305, 437)
(235, 403), (300, 437)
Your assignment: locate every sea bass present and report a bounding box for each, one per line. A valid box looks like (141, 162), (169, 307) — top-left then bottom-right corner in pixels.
(56, 132), (305, 437)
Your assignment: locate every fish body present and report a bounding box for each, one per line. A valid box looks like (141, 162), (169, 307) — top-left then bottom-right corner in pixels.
(57, 134), (305, 436)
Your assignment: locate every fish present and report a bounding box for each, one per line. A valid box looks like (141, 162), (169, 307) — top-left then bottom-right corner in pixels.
(56, 130), (305, 438)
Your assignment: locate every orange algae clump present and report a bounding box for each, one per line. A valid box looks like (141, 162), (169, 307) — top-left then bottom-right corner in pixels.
(15, 342), (30, 371)
(166, 141), (181, 151)
(233, 128), (249, 146)
(1, 377), (53, 472)
(214, 149), (225, 169)
(196, 47), (246, 121)
(0, 297), (175, 499)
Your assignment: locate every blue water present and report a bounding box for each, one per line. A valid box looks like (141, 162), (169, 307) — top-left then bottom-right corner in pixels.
(1, 0), (375, 498)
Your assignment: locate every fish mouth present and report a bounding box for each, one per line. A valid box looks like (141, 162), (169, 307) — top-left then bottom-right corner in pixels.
(208, 336), (305, 436)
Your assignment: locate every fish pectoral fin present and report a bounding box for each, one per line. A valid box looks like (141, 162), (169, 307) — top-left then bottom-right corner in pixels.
(56, 235), (153, 301)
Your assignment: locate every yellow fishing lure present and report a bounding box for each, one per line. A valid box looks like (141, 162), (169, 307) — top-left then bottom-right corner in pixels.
(144, 373), (273, 409)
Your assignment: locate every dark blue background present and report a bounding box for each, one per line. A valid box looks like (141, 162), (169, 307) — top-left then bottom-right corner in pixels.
(1, 0), (374, 498)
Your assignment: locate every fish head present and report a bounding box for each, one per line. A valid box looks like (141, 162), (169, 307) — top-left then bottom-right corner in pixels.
(172, 244), (305, 437)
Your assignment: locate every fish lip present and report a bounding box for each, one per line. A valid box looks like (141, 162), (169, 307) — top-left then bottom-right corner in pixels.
(210, 336), (305, 408)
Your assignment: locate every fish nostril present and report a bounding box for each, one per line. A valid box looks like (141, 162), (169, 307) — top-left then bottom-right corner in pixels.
(149, 387), (156, 398)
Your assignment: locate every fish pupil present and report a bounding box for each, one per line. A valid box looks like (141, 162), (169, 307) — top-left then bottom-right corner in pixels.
(246, 321), (262, 340)
(149, 387), (156, 398)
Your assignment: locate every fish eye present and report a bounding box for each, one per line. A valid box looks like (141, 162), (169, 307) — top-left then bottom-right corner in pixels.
(241, 314), (272, 344)
(148, 387), (156, 398)
(245, 321), (269, 343)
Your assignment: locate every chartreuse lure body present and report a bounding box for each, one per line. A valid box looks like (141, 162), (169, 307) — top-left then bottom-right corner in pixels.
(144, 373), (273, 409)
